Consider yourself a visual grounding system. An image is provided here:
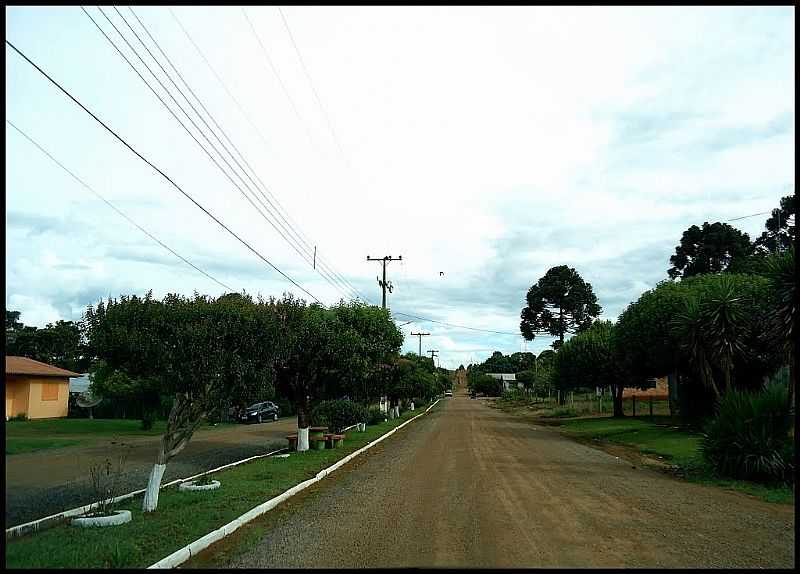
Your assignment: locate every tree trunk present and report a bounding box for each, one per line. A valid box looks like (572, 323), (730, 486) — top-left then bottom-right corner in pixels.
(612, 384), (624, 418)
(296, 393), (310, 452)
(142, 392), (204, 512)
(788, 356), (795, 418)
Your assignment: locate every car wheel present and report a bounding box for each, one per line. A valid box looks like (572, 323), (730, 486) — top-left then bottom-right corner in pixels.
(273, 413), (278, 421)
(257, 414), (262, 423)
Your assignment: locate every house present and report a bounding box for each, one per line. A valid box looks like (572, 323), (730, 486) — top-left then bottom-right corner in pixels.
(5, 356), (80, 420)
(486, 373), (517, 392)
(622, 375), (669, 399)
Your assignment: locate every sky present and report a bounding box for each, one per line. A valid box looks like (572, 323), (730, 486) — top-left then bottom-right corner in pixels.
(5, 6), (795, 369)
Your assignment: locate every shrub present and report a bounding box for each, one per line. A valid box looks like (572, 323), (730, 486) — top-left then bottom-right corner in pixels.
(311, 400), (367, 433)
(367, 407), (386, 426)
(140, 409), (156, 431)
(8, 413), (28, 422)
(701, 383), (794, 485)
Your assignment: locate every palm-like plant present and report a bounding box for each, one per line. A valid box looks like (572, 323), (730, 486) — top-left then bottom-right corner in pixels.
(764, 247), (796, 410)
(702, 275), (749, 393)
(673, 295), (719, 398)
(672, 275), (752, 398)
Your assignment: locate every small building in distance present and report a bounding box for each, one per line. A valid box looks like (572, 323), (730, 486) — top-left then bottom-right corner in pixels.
(486, 372), (518, 392)
(5, 356), (80, 420)
(622, 375), (669, 399)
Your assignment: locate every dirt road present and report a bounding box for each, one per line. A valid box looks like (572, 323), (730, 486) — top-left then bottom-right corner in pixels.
(201, 391), (794, 568)
(5, 418), (296, 527)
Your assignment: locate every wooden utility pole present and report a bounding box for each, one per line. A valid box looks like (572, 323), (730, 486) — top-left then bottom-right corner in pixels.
(410, 331), (430, 356)
(366, 255), (402, 309)
(428, 349), (439, 369)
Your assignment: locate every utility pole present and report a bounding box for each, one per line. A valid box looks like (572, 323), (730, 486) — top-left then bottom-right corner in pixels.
(428, 349), (439, 369)
(410, 331), (430, 356)
(366, 255), (402, 309)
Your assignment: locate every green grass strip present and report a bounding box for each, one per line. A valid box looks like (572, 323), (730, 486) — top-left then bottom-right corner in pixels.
(560, 416), (793, 504)
(4, 406), (433, 569)
(6, 438), (82, 455)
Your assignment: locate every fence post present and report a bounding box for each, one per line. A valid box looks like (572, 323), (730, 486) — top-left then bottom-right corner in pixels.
(649, 396), (653, 418)
(632, 395), (636, 417)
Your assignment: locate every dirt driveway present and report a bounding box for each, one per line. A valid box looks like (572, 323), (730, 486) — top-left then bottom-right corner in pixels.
(5, 418), (296, 527)
(195, 392), (794, 568)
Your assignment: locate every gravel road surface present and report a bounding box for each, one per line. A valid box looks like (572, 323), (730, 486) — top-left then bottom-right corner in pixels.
(5, 418), (295, 527)
(201, 392), (794, 568)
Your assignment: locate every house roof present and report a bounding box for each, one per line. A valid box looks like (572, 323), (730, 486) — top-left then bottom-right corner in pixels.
(5, 356), (81, 378)
(486, 373), (516, 381)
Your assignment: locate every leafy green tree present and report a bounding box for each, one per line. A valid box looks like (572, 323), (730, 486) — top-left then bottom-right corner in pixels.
(85, 291), (276, 512)
(553, 321), (625, 415)
(667, 222), (753, 279)
(615, 281), (686, 385)
(510, 351), (536, 372)
(754, 195), (796, 254)
(520, 265), (602, 349)
(89, 361), (163, 428)
(5, 311), (89, 371)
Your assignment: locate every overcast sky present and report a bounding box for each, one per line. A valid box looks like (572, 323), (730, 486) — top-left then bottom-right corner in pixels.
(5, 6), (795, 368)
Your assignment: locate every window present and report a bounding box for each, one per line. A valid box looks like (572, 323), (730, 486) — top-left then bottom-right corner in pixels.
(41, 383), (59, 401)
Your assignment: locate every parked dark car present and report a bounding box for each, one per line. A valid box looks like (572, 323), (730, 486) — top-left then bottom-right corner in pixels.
(239, 401), (280, 424)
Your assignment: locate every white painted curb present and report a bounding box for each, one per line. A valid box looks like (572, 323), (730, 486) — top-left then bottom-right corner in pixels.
(147, 399), (441, 569)
(5, 447), (287, 539)
(178, 480), (221, 492)
(71, 509), (132, 528)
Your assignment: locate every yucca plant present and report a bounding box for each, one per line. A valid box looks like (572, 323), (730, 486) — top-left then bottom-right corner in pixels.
(701, 383), (794, 484)
(764, 247), (796, 411)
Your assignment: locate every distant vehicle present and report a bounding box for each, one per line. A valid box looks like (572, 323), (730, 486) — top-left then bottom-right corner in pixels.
(444, 390), (453, 397)
(240, 401), (280, 424)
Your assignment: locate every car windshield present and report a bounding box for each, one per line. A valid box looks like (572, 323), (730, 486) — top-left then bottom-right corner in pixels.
(246, 403), (263, 410)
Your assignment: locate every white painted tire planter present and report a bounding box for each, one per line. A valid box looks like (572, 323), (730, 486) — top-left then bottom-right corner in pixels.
(179, 480), (221, 492)
(71, 510), (131, 528)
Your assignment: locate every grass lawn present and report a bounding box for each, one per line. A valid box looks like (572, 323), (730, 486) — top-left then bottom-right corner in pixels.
(4, 406), (434, 569)
(5, 418), (233, 455)
(559, 416), (794, 505)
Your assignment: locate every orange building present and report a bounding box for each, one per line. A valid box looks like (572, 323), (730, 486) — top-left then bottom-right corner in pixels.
(5, 356), (79, 420)
(622, 375), (669, 399)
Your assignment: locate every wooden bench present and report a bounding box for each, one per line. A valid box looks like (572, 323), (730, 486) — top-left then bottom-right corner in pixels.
(286, 434), (297, 450)
(325, 434), (345, 449)
(309, 436), (328, 451)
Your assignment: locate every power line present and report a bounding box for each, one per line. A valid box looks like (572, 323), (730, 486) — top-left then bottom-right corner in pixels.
(7, 119), (235, 293)
(115, 7), (359, 303)
(241, 7), (319, 155)
(88, 7), (353, 303)
(167, 7), (368, 303)
(726, 211), (771, 222)
(391, 311), (524, 337)
(276, 6), (347, 159)
(5, 38), (322, 303)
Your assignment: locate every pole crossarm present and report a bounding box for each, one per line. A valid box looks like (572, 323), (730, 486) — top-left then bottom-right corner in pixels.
(366, 254), (402, 309)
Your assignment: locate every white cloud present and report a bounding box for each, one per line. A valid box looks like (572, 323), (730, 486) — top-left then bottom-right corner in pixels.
(5, 6), (794, 368)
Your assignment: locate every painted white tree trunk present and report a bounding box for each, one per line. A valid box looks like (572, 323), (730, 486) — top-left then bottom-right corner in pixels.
(142, 463), (166, 512)
(410, 402), (415, 411)
(297, 427), (309, 452)
(394, 406), (400, 418)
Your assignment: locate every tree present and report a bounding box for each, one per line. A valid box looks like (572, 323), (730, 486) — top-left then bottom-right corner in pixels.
(553, 321), (625, 416)
(763, 247), (796, 410)
(670, 273), (778, 398)
(85, 291), (275, 512)
(5, 311), (89, 372)
(754, 195), (796, 254)
(520, 265), (602, 349)
(615, 281), (686, 384)
(270, 298), (399, 449)
(667, 222), (753, 279)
